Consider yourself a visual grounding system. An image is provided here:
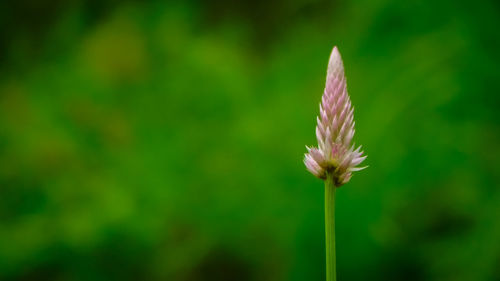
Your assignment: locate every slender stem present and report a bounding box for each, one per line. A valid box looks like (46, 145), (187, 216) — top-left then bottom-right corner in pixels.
(325, 174), (336, 281)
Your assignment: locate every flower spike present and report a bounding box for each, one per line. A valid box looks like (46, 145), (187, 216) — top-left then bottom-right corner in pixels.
(304, 46), (367, 186)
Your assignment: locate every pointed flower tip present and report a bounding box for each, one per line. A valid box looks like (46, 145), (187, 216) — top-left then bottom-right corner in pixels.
(327, 46), (344, 78)
(331, 45), (339, 56)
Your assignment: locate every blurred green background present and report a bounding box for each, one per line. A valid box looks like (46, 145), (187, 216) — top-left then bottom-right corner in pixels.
(0, 0), (499, 280)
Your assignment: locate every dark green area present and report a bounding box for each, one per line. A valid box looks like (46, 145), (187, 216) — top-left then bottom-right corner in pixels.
(0, 0), (499, 280)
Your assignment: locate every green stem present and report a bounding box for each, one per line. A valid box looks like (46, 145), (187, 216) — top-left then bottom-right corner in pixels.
(325, 174), (336, 281)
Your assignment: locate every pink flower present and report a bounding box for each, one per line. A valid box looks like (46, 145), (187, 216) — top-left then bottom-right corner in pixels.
(304, 46), (367, 186)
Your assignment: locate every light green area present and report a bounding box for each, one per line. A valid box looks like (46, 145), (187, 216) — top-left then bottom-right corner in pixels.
(325, 175), (336, 281)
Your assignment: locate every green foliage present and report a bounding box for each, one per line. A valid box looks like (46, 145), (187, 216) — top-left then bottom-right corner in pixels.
(0, 0), (499, 280)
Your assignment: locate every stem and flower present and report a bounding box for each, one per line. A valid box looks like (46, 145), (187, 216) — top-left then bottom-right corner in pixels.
(304, 46), (367, 281)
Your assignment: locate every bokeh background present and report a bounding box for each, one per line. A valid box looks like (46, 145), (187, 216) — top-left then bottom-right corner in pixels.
(1, 0), (499, 280)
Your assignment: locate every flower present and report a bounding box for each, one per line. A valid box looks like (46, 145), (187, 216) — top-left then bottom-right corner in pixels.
(304, 46), (367, 186)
